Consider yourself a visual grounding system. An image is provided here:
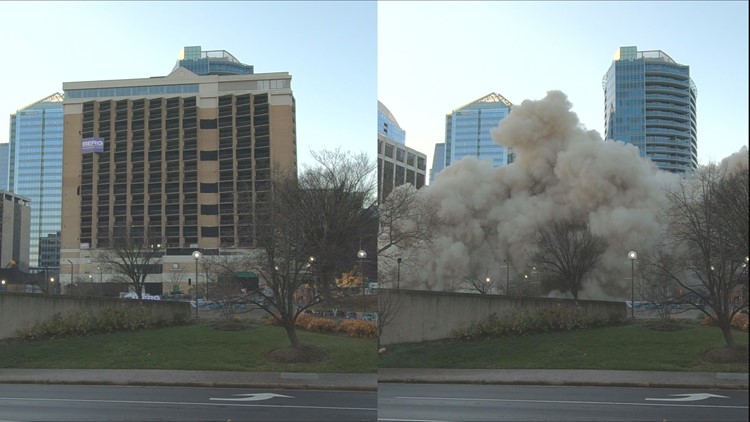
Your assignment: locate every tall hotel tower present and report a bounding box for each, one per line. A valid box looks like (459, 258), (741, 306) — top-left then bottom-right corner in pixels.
(603, 46), (697, 174)
(60, 46), (296, 286)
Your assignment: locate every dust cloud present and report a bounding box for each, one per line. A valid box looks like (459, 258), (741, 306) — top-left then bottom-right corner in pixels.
(404, 90), (684, 298)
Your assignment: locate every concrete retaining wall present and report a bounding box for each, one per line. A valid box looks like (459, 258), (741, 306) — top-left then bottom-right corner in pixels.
(379, 289), (625, 346)
(0, 293), (191, 340)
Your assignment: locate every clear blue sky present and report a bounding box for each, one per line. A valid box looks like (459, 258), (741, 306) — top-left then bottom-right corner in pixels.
(0, 1), (376, 170)
(378, 1), (749, 173)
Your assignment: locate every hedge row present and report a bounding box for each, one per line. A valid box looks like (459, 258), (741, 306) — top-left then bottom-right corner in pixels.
(451, 305), (624, 341)
(16, 307), (189, 340)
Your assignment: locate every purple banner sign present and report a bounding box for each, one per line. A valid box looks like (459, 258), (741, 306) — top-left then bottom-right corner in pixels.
(81, 137), (104, 154)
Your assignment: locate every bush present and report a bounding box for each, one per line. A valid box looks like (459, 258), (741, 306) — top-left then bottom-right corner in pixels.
(451, 305), (621, 341)
(265, 315), (375, 338)
(704, 314), (749, 332)
(338, 320), (378, 339)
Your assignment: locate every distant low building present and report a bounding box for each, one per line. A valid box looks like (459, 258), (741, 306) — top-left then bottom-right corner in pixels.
(0, 190), (31, 272)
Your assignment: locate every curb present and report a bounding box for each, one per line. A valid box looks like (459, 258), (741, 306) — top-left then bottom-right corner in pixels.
(0, 378), (378, 391)
(377, 378), (749, 390)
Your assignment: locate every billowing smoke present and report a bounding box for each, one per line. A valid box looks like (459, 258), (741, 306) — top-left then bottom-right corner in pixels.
(405, 91), (685, 298)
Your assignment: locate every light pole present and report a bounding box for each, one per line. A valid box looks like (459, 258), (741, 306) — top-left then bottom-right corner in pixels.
(532, 266), (539, 296)
(66, 259), (74, 285)
(505, 259), (510, 296)
(307, 256), (316, 298)
(1, 279), (5, 293)
(192, 250), (202, 318)
(357, 249), (367, 314)
(485, 276), (491, 294)
(97, 266), (103, 284)
(397, 257), (402, 289)
(50, 277), (55, 294)
(628, 250), (637, 318)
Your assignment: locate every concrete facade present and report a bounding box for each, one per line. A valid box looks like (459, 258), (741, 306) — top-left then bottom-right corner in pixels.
(379, 289), (626, 345)
(0, 292), (191, 340)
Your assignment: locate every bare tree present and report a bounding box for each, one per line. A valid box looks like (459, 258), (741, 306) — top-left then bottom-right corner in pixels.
(378, 184), (443, 291)
(296, 149), (378, 299)
(378, 183), (442, 256)
(638, 248), (686, 323)
(231, 149), (379, 350)
(94, 226), (162, 300)
(653, 162), (749, 347)
(532, 219), (608, 299)
(458, 274), (495, 295)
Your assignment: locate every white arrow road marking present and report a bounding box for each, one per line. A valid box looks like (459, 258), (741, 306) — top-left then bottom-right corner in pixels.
(645, 393), (730, 402)
(210, 393), (294, 402)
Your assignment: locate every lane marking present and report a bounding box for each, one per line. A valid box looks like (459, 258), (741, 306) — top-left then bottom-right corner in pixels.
(210, 393), (294, 402)
(645, 393), (730, 402)
(0, 397), (375, 412)
(394, 396), (747, 410)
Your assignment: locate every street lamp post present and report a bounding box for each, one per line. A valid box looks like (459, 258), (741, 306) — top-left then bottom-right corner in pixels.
(66, 259), (74, 285)
(357, 249), (367, 314)
(1, 279), (5, 293)
(397, 257), (402, 289)
(485, 276), (491, 294)
(192, 250), (202, 318)
(97, 266), (103, 284)
(307, 256), (316, 298)
(628, 250), (637, 318)
(505, 259), (510, 296)
(50, 277), (55, 294)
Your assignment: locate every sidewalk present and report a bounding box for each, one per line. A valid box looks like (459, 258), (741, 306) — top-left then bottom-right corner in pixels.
(1, 368), (745, 390)
(378, 368), (749, 390)
(0, 369), (377, 391)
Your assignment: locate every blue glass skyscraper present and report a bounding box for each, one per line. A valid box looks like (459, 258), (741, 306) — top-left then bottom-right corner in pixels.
(8, 93), (64, 269)
(603, 46), (697, 174)
(431, 93), (513, 181)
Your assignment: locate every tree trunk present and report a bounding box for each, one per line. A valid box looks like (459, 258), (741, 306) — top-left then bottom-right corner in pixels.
(719, 321), (735, 348)
(283, 322), (300, 348)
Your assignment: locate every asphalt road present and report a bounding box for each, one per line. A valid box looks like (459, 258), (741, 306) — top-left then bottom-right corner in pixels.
(0, 384), (377, 421)
(378, 383), (749, 422)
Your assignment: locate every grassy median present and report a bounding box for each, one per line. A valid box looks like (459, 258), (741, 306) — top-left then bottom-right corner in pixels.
(0, 323), (377, 373)
(379, 320), (749, 373)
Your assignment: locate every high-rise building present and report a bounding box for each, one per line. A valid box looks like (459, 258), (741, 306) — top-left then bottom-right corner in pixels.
(0, 143), (9, 190)
(60, 47), (296, 286)
(378, 101), (406, 145)
(0, 190), (31, 272)
(603, 46), (698, 174)
(8, 93), (64, 269)
(377, 101), (426, 203)
(429, 143), (445, 185)
(432, 93), (513, 181)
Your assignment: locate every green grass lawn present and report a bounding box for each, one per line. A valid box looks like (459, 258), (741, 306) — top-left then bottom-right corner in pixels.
(379, 320), (749, 373)
(0, 323), (377, 373)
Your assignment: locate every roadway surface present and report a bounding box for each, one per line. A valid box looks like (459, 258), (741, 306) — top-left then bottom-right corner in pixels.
(378, 383), (749, 422)
(0, 384), (377, 421)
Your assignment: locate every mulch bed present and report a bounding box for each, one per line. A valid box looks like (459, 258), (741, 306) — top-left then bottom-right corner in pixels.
(702, 345), (749, 364)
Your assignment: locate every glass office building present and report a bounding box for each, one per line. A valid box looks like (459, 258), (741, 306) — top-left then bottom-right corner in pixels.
(8, 93), (64, 269)
(174, 46), (254, 76)
(603, 46), (697, 174)
(429, 143), (445, 185)
(378, 101), (406, 145)
(432, 93), (512, 181)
